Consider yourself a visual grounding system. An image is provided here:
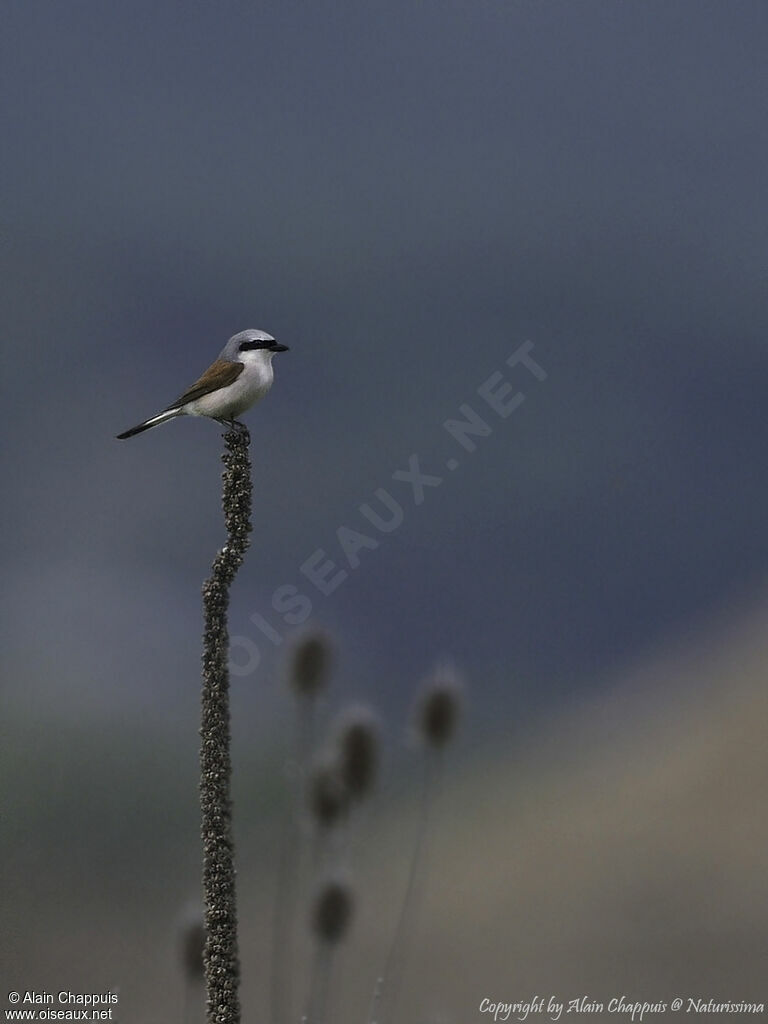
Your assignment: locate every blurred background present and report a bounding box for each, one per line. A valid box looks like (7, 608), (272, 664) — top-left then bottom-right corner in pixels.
(2, 1), (767, 1019)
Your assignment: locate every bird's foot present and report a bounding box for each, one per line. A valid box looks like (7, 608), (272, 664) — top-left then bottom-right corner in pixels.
(214, 416), (241, 429)
(216, 417), (249, 439)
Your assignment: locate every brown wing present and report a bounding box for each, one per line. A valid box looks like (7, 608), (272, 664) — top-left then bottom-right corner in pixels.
(166, 358), (244, 410)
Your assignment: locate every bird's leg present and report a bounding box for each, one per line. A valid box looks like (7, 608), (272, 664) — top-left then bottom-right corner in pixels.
(213, 415), (248, 435)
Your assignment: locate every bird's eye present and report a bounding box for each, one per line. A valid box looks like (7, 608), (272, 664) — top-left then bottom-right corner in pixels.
(239, 338), (277, 352)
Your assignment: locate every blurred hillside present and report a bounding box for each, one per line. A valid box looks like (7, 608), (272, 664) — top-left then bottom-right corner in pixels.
(393, 601), (768, 1019)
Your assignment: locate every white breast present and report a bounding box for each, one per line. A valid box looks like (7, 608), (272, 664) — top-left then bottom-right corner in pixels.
(188, 351), (276, 419)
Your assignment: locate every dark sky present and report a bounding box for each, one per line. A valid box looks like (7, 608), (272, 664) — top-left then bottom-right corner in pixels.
(2, 0), (768, 733)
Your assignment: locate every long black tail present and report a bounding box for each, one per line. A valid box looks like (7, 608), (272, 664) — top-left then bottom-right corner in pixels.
(116, 408), (180, 439)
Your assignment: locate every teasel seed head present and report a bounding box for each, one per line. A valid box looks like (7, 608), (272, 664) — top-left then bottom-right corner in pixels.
(288, 630), (333, 698)
(414, 664), (463, 749)
(312, 878), (355, 945)
(307, 758), (349, 830)
(335, 706), (380, 801)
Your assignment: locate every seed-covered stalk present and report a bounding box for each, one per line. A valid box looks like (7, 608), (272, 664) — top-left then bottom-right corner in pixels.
(200, 426), (252, 1024)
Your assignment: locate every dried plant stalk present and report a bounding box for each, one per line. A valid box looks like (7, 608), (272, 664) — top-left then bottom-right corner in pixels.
(374, 671), (462, 1024)
(200, 426), (252, 1024)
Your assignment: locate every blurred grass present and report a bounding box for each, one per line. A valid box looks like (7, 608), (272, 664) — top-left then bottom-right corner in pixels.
(3, 599), (768, 1021)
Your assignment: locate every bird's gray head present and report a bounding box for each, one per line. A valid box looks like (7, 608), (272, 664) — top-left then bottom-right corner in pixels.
(220, 329), (289, 362)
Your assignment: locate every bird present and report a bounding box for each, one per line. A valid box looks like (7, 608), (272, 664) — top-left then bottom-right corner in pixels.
(116, 329), (289, 439)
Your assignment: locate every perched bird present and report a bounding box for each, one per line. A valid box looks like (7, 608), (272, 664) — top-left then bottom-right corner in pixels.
(116, 329), (289, 439)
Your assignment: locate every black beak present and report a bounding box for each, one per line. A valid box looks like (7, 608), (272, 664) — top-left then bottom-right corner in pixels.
(270, 343), (289, 352)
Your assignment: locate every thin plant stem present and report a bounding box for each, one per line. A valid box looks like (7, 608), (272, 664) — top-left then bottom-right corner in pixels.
(200, 426), (252, 1024)
(270, 696), (318, 1024)
(373, 751), (442, 1024)
(305, 943), (334, 1024)
(365, 976), (383, 1024)
(311, 817), (346, 874)
(297, 697), (317, 779)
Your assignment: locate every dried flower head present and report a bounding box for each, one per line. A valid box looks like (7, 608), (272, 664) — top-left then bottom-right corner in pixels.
(414, 665), (462, 749)
(311, 879), (355, 945)
(335, 706), (380, 801)
(307, 758), (349, 830)
(179, 914), (206, 982)
(288, 631), (332, 698)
